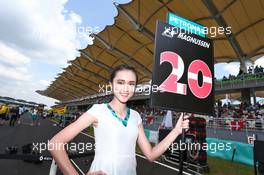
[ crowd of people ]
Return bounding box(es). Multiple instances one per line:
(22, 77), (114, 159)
(130, 101), (264, 130)
(0, 104), (42, 127)
(13, 98), (263, 131)
(217, 100), (264, 119)
(132, 104), (187, 128)
(221, 65), (264, 81)
(248, 65), (264, 74)
(214, 100), (264, 130)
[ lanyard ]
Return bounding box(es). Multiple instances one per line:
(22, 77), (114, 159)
(106, 103), (130, 127)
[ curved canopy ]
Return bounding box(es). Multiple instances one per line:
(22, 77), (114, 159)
(37, 0), (264, 102)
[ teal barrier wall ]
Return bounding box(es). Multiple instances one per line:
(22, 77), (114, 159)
(143, 130), (254, 166)
(206, 138), (254, 166)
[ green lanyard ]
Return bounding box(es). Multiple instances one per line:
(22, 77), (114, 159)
(106, 103), (130, 127)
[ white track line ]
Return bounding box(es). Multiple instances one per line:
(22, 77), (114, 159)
(79, 131), (193, 175)
(50, 120), (87, 174)
(135, 153), (193, 175)
(70, 159), (85, 175)
(81, 131), (94, 139)
(51, 120), (193, 175)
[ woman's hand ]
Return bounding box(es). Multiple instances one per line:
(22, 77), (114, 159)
(92, 119), (99, 127)
(174, 113), (190, 134)
(87, 170), (107, 175)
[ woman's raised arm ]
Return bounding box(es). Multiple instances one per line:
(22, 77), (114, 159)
(137, 113), (189, 162)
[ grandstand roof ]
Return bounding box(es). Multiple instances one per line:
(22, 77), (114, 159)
(37, 0), (264, 102)
(0, 96), (44, 107)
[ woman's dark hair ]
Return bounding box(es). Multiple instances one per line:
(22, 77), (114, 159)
(109, 64), (138, 83)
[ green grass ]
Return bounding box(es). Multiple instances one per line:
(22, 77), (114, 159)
(205, 156), (254, 175)
(85, 126), (254, 175)
(136, 144), (253, 175)
(87, 126), (94, 136)
(50, 118), (60, 123)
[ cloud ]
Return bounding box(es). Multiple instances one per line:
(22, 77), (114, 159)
(0, 0), (91, 107)
(0, 42), (31, 81)
(39, 80), (51, 87)
(0, 0), (130, 107)
(0, 77), (58, 107)
(215, 62), (240, 79)
(223, 62), (240, 75)
(0, 42), (30, 67)
(0, 0), (92, 66)
(0, 64), (31, 81)
(255, 56), (264, 67)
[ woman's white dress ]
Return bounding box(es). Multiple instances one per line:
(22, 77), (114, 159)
(87, 103), (142, 175)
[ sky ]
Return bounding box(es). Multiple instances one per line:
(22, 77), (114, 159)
(0, 0), (263, 108)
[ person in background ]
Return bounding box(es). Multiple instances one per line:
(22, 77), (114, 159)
(17, 105), (24, 125)
(0, 103), (10, 125)
(9, 106), (19, 127)
(160, 110), (173, 129)
(31, 108), (39, 126)
(36, 110), (41, 126)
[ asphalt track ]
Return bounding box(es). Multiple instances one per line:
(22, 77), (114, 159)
(0, 113), (194, 175)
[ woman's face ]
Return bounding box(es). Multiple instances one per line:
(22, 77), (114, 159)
(111, 70), (136, 103)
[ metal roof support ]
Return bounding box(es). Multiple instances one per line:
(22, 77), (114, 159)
(202, 0), (247, 72)
(79, 50), (113, 72)
(61, 66), (99, 87)
(50, 88), (78, 99)
(62, 70), (99, 92)
(70, 62), (83, 71)
(54, 80), (86, 97)
(235, 18), (264, 36)
(65, 62), (108, 82)
(77, 59), (83, 68)
(55, 81), (87, 96)
(195, 0), (237, 22)
(94, 35), (152, 77)
(114, 3), (155, 41)
(116, 3), (139, 29)
(248, 45), (264, 56)
(142, 0), (173, 27)
(239, 59), (247, 73)
(60, 75), (96, 93)
(51, 85), (82, 98)
(213, 18), (264, 42)
(62, 69), (99, 90)
(52, 93), (75, 101)
(47, 95), (63, 101)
